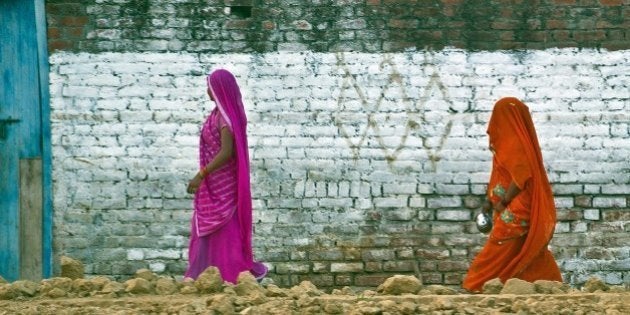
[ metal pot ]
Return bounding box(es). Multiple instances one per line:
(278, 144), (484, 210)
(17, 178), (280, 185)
(475, 212), (493, 234)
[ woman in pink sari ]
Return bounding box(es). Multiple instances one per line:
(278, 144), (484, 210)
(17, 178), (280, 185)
(185, 69), (267, 283)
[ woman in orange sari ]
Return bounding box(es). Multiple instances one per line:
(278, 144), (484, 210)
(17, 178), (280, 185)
(463, 97), (562, 292)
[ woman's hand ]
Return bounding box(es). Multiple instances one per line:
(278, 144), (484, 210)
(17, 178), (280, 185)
(482, 199), (493, 214)
(187, 173), (203, 194)
(493, 199), (507, 212)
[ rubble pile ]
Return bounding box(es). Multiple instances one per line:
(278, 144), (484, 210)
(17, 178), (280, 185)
(0, 256), (628, 314)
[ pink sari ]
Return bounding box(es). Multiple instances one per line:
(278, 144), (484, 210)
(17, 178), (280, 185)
(184, 69), (267, 283)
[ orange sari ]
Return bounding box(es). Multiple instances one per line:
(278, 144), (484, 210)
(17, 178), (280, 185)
(462, 97), (562, 292)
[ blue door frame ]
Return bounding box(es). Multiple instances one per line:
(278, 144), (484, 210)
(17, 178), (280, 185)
(0, 0), (52, 281)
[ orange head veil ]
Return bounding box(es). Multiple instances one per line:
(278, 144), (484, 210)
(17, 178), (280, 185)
(487, 97), (556, 279)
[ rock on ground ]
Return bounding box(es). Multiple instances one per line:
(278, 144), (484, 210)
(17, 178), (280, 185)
(377, 275), (422, 295)
(124, 278), (152, 294)
(534, 280), (570, 294)
(501, 278), (536, 295)
(194, 266), (223, 294)
(0, 269), (629, 314)
(482, 278), (504, 294)
(583, 276), (609, 292)
(60, 256), (84, 280)
(155, 277), (178, 295)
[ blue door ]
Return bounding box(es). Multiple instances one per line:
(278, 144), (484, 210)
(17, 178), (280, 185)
(0, 0), (51, 282)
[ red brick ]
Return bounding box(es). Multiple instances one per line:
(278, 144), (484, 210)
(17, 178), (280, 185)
(551, 30), (572, 40)
(436, 261), (469, 272)
(442, 6), (456, 17)
(384, 0), (419, 4)
(421, 273), (443, 284)
(499, 41), (522, 50)
(66, 27), (84, 37)
(298, 275), (334, 287)
(600, 0), (624, 5)
(224, 19), (252, 29)
(602, 41), (630, 50)
(557, 209), (583, 221)
(601, 210), (630, 221)
(48, 40), (73, 51)
(383, 260), (417, 272)
(416, 249), (450, 260)
(581, 247), (616, 259)
(575, 196), (593, 207)
(521, 31), (548, 42)
(365, 262), (382, 272)
(492, 21), (519, 30)
(500, 31), (515, 41)
(551, 246), (579, 259)
(444, 273), (464, 285)
(355, 275), (389, 287)
(47, 27), (60, 39)
(573, 30), (606, 41)
(60, 16), (89, 27)
(441, 0), (464, 4)
(335, 274), (353, 286)
(388, 19), (418, 29)
(420, 261), (436, 271)
(547, 20), (568, 29)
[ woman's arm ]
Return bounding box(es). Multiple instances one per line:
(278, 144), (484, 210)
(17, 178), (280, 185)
(199, 127), (234, 176)
(493, 181), (522, 212)
(187, 127), (234, 194)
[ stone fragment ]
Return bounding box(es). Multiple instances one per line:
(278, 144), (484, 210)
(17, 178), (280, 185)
(195, 266), (223, 294)
(426, 284), (458, 295)
(289, 280), (324, 297)
(125, 278), (152, 294)
(235, 271), (264, 296)
(46, 287), (67, 298)
(500, 278), (536, 295)
(73, 278), (95, 296)
(583, 277), (609, 292)
(60, 256), (84, 279)
(259, 277), (275, 287)
(482, 278), (504, 294)
(100, 281), (125, 296)
(0, 284), (17, 300)
(40, 277), (73, 295)
(134, 268), (157, 282)
(332, 286), (355, 296)
(11, 280), (39, 297)
(265, 284), (288, 297)
(206, 294), (235, 314)
(180, 285), (198, 294)
(155, 277), (178, 295)
(534, 280), (569, 294)
(180, 278), (198, 294)
(88, 276), (112, 291)
(377, 275), (422, 295)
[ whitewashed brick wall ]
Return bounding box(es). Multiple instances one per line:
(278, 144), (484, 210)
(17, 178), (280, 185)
(49, 48), (630, 288)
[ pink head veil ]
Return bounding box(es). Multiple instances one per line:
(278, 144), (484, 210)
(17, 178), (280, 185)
(206, 69), (253, 262)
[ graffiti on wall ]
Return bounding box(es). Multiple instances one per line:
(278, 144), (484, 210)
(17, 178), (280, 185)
(333, 51), (471, 170)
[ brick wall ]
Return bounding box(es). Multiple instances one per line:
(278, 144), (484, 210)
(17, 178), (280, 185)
(48, 49), (630, 289)
(44, 0), (629, 290)
(45, 0), (630, 53)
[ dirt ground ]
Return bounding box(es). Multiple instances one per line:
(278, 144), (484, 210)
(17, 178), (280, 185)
(1, 263), (628, 314)
(1, 292), (629, 314)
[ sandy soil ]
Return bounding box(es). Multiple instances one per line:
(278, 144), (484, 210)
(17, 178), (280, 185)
(1, 262), (627, 314)
(1, 291), (629, 314)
